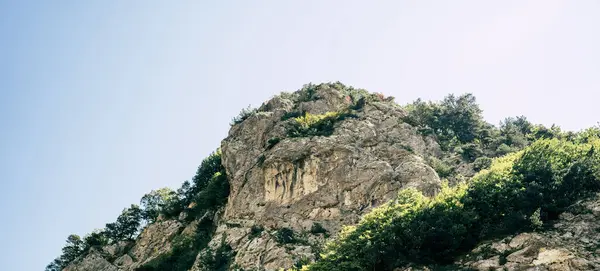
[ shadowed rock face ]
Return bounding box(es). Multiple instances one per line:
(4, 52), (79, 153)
(209, 87), (443, 270)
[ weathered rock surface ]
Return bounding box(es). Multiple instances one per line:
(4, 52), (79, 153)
(127, 219), (183, 268)
(211, 87), (443, 270)
(64, 249), (119, 271)
(456, 194), (600, 271)
(62, 86), (600, 271)
(64, 220), (184, 271)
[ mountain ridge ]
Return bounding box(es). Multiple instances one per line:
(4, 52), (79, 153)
(47, 82), (600, 271)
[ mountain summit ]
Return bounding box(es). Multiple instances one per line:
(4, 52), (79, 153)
(49, 83), (600, 271)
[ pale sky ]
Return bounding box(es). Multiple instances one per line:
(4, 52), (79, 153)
(0, 1), (598, 270)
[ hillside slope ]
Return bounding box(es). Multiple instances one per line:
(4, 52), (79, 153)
(48, 83), (600, 271)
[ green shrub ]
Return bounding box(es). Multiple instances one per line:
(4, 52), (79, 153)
(293, 256), (312, 269)
(188, 171), (230, 220)
(297, 83), (319, 102)
(257, 155), (266, 167)
(266, 137), (280, 150)
(472, 157), (492, 171)
(197, 235), (236, 271)
(249, 225), (264, 239)
(231, 105), (258, 125)
(349, 97), (366, 110)
(274, 227), (296, 244)
(400, 144), (414, 153)
(281, 111), (305, 121)
(495, 143), (516, 156)
(427, 157), (455, 179)
(310, 223), (328, 235)
(529, 208), (543, 230)
(460, 142), (484, 162)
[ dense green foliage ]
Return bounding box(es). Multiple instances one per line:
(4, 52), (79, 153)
(402, 94), (540, 159)
(140, 188), (179, 222)
(403, 94), (485, 145)
(399, 94), (591, 184)
(274, 227), (297, 245)
(105, 204), (144, 241)
(306, 138), (600, 271)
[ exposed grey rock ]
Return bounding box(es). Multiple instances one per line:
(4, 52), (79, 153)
(459, 194), (600, 271)
(63, 220), (183, 271)
(63, 249), (118, 271)
(126, 220), (183, 269)
(213, 87), (443, 270)
(60, 86), (600, 271)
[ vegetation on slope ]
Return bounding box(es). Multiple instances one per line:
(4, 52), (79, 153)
(304, 137), (600, 271)
(45, 150), (229, 271)
(400, 92), (592, 184)
(46, 82), (600, 271)
(287, 111), (359, 137)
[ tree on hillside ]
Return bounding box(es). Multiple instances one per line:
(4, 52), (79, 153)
(83, 229), (109, 251)
(180, 150), (225, 208)
(45, 234), (84, 271)
(45, 258), (63, 271)
(489, 116), (535, 155)
(105, 204), (143, 242)
(576, 125), (600, 143)
(403, 93), (486, 149)
(61, 234), (84, 261)
(140, 187), (178, 222)
(437, 93), (484, 144)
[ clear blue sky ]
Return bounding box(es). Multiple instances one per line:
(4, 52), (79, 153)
(1, 1), (598, 270)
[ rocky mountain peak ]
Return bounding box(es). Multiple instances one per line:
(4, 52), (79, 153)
(217, 83), (442, 269)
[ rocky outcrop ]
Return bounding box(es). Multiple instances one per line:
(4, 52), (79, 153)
(209, 86), (443, 270)
(454, 194), (600, 270)
(125, 219), (183, 268)
(63, 249), (119, 271)
(393, 196), (600, 271)
(64, 220), (185, 271)
(60, 85), (600, 271)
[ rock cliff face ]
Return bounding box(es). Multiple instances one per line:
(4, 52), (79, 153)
(62, 85), (600, 271)
(201, 87), (442, 270)
(64, 220), (186, 271)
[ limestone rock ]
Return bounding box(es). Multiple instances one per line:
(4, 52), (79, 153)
(58, 86), (600, 271)
(215, 87), (443, 270)
(127, 220), (183, 268)
(460, 194), (600, 271)
(63, 249), (118, 271)
(63, 220), (184, 271)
